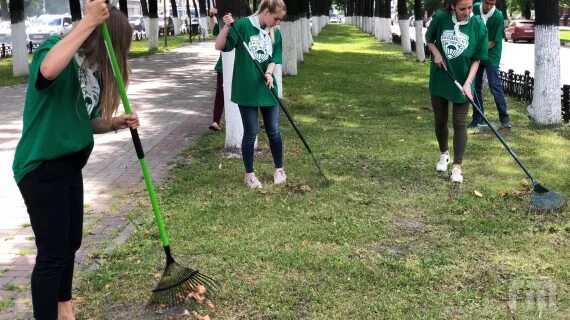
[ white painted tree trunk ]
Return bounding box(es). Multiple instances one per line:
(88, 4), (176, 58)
(11, 22), (28, 77)
(222, 50), (244, 149)
(148, 18), (159, 50)
(280, 21), (297, 75)
(415, 20), (425, 62)
(295, 20), (304, 62)
(383, 18), (392, 43)
(173, 17), (182, 35)
(307, 18), (313, 47)
(143, 17), (150, 35)
(300, 17), (310, 53)
(199, 16), (209, 39)
(275, 64), (283, 99)
(528, 25), (562, 125)
(311, 16), (318, 36)
(374, 17), (380, 40)
(399, 19), (411, 53)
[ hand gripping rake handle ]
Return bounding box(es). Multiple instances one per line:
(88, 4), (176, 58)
(443, 67), (544, 190)
(100, 23), (170, 247)
(229, 23), (327, 180)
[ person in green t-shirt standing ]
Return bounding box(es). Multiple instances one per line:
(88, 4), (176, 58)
(11, 2), (139, 319)
(209, 7), (224, 132)
(425, 0), (488, 183)
(215, 0), (286, 189)
(469, 0), (511, 129)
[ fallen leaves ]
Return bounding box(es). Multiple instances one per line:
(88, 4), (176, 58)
(474, 190), (483, 198)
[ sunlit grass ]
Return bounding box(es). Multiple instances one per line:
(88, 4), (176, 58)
(71, 24), (569, 319)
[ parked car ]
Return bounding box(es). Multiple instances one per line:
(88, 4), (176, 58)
(128, 15), (145, 32)
(329, 14), (340, 23)
(27, 14), (72, 44)
(504, 19), (535, 43)
(158, 16), (174, 36)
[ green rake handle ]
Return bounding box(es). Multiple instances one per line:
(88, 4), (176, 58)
(100, 23), (170, 247)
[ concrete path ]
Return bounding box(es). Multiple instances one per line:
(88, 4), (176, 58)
(0, 40), (218, 319)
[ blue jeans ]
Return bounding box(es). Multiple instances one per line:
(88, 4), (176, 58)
(473, 65), (509, 125)
(238, 105), (283, 173)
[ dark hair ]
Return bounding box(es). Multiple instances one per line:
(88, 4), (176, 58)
(446, 0), (472, 11)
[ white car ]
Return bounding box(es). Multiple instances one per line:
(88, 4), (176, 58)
(27, 14), (72, 44)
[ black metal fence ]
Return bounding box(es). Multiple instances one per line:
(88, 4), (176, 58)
(0, 41), (40, 58)
(391, 33), (432, 59)
(499, 69), (570, 123)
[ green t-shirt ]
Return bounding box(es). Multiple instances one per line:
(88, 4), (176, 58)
(223, 16), (282, 107)
(426, 10), (488, 104)
(213, 23), (222, 72)
(13, 36), (96, 183)
(473, 2), (503, 67)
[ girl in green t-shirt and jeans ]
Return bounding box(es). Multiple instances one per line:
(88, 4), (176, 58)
(12, 1), (139, 319)
(216, 0), (287, 189)
(425, 0), (488, 183)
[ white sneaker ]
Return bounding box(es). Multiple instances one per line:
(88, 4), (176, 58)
(274, 168), (287, 184)
(436, 153), (450, 172)
(450, 167), (463, 183)
(244, 173), (262, 189)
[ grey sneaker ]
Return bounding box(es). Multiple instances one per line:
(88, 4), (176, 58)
(274, 168), (287, 184)
(244, 173), (262, 189)
(450, 167), (463, 183)
(501, 121), (512, 129)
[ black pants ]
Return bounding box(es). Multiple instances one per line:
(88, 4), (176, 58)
(17, 153), (84, 320)
(431, 95), (468, 165)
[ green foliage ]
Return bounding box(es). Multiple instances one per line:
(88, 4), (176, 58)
(44, 0), (68, 14)
(24, 0), (45, 16)
(71, 25), (569, 319)
(425, 0), (445, 14)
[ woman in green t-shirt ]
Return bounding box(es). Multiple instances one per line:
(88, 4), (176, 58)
(215, 0), (286, 189)
(425, 0), (488, 183)
(12, 2), (139, 319)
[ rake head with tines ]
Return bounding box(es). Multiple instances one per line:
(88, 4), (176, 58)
(148, 246), (219, 306)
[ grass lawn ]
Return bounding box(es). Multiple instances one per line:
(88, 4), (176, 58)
(0, 34), (193, 86)
(73, 25), (569, 319)
(561, 30), (570, 42)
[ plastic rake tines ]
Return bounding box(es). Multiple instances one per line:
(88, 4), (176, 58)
(149, 259), (220, 306)
(530, 184), (567, 212)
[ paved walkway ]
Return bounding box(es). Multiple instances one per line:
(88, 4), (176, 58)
(0, 40), (218, 319)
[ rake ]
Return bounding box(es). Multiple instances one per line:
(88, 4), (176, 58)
(443, 66), (566, 212)
(100, 23), (219, 305)
(229, 23), (328, 181)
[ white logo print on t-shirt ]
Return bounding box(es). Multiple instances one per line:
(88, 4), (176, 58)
(247, 33), (272, 63)
(441, 29), (469, 60)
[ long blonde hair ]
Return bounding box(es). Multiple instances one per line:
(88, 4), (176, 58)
(255, 0), (286, 43)
(79, 5), (133, 122)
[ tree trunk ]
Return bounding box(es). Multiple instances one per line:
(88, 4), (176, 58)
(0, 0), (8, 21)
(529, 0), (561, 125)
(141, 0), (150, 33)
(414, 0), (425, 61)
(69, 0), (82, 22)
(148, 0), (159, 50)
(398, 0), (411, 53)
(522, 2), (531, 19)
(10, 0), (27, 77)
(119, 0), (128, 16)
(382, 0), (392, 42)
